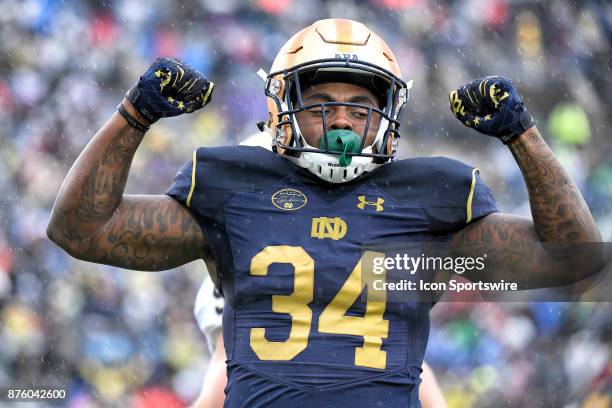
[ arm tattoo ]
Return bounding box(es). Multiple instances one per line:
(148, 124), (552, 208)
(76, 126), (143, 225)
(453, 213), (603, 288)
(48, 113), (208, 271)
(452, 127), (603, 287)
(454, 214), (538, 243)
(78, 196), (207, 271)
(453, 214), (558, 287)
(52, 124), (144, 241)
(507, 128), (601, 242)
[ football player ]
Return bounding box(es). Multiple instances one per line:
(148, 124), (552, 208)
(191, 275), (447, 408)
(190, 132), (448, 406)
(48, 19), (602, 407)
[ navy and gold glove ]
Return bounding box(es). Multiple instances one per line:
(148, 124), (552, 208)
(126, 57), (214, 124)
(449, 76), (534, 143)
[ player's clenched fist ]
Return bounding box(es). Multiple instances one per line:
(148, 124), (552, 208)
(126, 57), (214, 124)
(449, 76), (534, 143)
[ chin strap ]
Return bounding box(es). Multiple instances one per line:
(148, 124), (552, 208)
(285, 128), (387, 183)
(285, 152), (382, 183)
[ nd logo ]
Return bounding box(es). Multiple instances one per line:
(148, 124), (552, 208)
(311, 217), (347, 240)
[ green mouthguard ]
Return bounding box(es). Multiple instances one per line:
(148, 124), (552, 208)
(320, 129), (362, 167)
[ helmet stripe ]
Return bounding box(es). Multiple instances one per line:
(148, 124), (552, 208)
(335, 19), (353, 54)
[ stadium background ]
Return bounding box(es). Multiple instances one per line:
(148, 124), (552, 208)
(0, 0), (611, 406)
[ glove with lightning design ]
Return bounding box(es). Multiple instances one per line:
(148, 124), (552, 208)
(449, 76), (534, 143)
(126, 57), (214, 124)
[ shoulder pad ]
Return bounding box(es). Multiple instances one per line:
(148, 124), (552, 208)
(194, 146), (293, 192)
(372, 156), (476, 207)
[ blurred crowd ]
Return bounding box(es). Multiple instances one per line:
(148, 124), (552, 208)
(0, 0), (611, 406)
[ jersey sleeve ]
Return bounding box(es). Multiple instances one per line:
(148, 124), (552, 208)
(399, 158), (498, 232)
(468, 169), (497, 223)
(165, 148), (232, 294)
(166, 150), (197, 208)
(164, 147), (233, 222)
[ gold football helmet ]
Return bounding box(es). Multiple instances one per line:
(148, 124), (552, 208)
(264, 19), (410, 183)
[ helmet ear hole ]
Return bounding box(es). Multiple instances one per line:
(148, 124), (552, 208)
(282, 124), (293, 146)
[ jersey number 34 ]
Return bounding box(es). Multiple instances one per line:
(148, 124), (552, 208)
(249, 246), (389, 369)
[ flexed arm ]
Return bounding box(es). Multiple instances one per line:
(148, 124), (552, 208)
(457, 126), (601, 245)
(506, 126), (600, 242)
(47, 58), (215, 271)
(449, 77), (603, 287)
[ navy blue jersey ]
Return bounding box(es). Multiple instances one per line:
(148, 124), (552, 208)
(166, 146), (497, 408)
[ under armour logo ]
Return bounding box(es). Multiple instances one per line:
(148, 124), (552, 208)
(357, 196), (384, 212)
